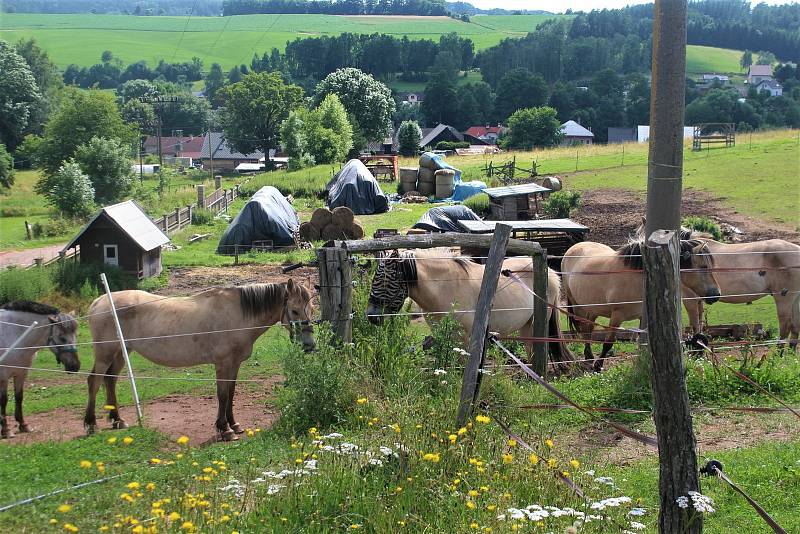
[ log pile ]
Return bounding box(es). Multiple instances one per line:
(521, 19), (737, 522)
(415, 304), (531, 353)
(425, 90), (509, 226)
(299, 207), (365, 241)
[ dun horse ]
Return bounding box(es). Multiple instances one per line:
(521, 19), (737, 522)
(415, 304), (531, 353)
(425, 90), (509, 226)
(86, 279), (315, 441)
(680, 233), (800, 348)
(562, 239), (721, 371)
(0, 301), (79, 438)
(365, 249), (575, 364)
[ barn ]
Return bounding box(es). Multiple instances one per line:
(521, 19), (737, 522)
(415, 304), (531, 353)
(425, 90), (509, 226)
(62, 200), (170, 279)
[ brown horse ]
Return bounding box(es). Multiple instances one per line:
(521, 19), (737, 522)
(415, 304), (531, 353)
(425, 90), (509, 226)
(562, 239), (720, 371)
(86, 279), (315, 441)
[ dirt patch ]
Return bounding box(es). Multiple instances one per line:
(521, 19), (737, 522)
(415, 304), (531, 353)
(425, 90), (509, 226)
(0, 376), (283, 447)
(160, 264), (318, 296)
(570, 187), (799, 247)
(0, 243), (66, 268)
(563, 411), (799, 467)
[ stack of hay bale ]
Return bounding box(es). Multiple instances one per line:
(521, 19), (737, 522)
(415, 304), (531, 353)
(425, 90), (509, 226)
(298, 206), (365, 241)
(397, 155), (457, 200)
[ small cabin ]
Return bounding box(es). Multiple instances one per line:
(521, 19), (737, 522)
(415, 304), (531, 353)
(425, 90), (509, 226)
(483, 183), (552, 221)
(63, 200), (170, 279)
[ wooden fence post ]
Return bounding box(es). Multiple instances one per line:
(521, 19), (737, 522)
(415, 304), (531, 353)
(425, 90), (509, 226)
(187, 205), (193, 225)
(456, 223), (512, 427)
(223, 190), (228, 212)
(24, 220), (32, 240)
(215, 175), (222, 190)
(531, 246), (548, 376)
(642, 230), (702, 533)
(317, 247), (353, 343)
(197, 184), (205, 208)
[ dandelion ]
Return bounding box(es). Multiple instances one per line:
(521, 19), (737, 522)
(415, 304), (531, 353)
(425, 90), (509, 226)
(448, 434), (457, 444)
(468, 490), (479, 497)
(470, 522), (479, 529)
(96, 462), (105, 473)
(529, 454), (539, 465)
(146, 483), (156, 491)
(475, 415), (490, 424)
(107, 437), (117, 444)
(99, 526), (109, 532)
(457, 427), (467, 436)
(350, 525), (361, 530)
(122, 436), (133, 445)
(57, 504), (72, 513)
(103, 405), (116, 411)
(487, 505), (496, 512)
(176, 453), (184, 459)
(176, 436), (189, 445)
(356, 397), (368, 404)
(50, 519), (58, 525)
(127, 482), (141, 490)
(62, 523), (79, 532)
(502, 454), (513, 464)
(180, 521), (195, 531)
(570, 459), (580, 469)
(132, 526), (143, 534)
(547, 458), (558, 469)
(79, 460), (92, 469)
(391, 423), (401, 433)
(507, 439), (517, 448)
(168, 512), (181, 521)
(545, 439), (554, 448)
(466, 501), (476, 510)
(422, 453), (440, 463)
(150, 458), (161, 465)
(220, 515), (231, 523)
(246, 430), (255, 437)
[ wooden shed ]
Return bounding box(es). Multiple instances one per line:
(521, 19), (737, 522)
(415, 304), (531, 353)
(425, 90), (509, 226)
(483, 183), (552, 221)
(63, 200), (170, 279)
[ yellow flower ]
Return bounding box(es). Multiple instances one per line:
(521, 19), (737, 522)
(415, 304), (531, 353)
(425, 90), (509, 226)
(246, 430), (255, 437)
(220, 515), (231, 523)
(62, 523), (79, 532)
(356, 397), (368, 404)
(132, 526), (143, 534)
(502, 454), (513, 464)
(486, 504), (496, 512)
(79, 460), (92, 469)
(483, 528), (492, 533)
(545, 439), (554, 449)
(448, 434), (457, 444)
(507, 439), (517, 447)
(470, 522), (479, 529)
(145, 483), (156, 491)
(528, 454), (539, 465)
(547, 458), (558, 469)
(475, 415), (490, 424)
(422, 453), (440, 463)
(119, 493), (133, 503)
(468, 490), (479, 497)
(480, 486), (489, 492)
(457, 427), (467, 436)
(391, 423), (401, 433)
(569, 459), (581, 469)
(466, 501), (476, 510)
(175, 453), (184, 459)
(180, 521), (195, 531)
(562, 471), (570, 478)
(395, 486), (403, 493)
(122, 436), (134, 445)
(350, 525), (361, 530)
(150, 458), (161, 465)
(50, 519), (58, 525)
(168, 512), (181, 521)
(175, 435), (189, 445)
(96, 462), (105, 473)
(107, 437), (117, 444)
(57, 504), (72, 513)
(127, 482), (141, 490)
(99, 526), (109, 532)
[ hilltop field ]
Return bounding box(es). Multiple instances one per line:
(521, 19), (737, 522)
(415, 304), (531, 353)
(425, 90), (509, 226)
(1, 12), (744, 76)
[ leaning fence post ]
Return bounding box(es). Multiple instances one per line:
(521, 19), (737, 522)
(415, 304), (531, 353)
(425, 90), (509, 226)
(531, 246), (548, 376)
(316, 247), (353, 343)
(456, 223), (512, 427)
(0, 321), (38, 364)
(100, 273), (143, 426)
(642, 230), (702, 533)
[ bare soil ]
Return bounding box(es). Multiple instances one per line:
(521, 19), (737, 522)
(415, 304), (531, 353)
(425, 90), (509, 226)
(0, 243), (66, 268)
(159, 264), (318, 296)
(571, 188), (799, 247)
(0, 376), (282, 447)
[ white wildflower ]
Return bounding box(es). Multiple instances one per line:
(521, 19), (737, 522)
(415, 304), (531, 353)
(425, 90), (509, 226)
(676, 496), (689, 509)
(688, 491), (715, 514)
(629, 521), (646, 530)
(433, 369), (447, 376)
(628, 508), (647, 517)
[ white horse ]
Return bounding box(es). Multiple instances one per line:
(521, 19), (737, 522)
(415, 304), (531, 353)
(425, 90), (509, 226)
(0, 301), (80, 438)
(365, 249), (575, 364)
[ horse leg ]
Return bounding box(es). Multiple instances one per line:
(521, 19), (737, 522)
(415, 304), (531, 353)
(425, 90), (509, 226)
(214, 365), (237, 442)
(103, 356), (127, 429)
(595, 314), (622, 373)
(226, 362), (244, 434)
(84, 357), (111, 434)
(13, 376), (30, 433)
(0, 379), (11, 439)
(685, 298), (703, 335)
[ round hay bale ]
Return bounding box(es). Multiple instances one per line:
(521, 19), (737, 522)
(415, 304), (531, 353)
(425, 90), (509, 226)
(311, 207), (332, 229)
(417, 180), (435, 197)
(331, 206), (355, 228)
(542, 176), (562, 191)
(345, 222), (365, 240)
(298, 222), (313, 241)
(399, 167), (418, 182)
(321, 223), (346, 241)
(434, 169), (456, 199)
(419, 153), (436, 170)
(418, 167), (435, 184)
(307, 223), (321, 241)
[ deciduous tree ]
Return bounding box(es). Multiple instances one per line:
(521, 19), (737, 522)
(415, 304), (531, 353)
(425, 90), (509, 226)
(0, 40), (40, 150)
(494, 69), (548, 123)
(47, 161), (95, 219)
(74, 136), (134, 204)
(502, 106), (564, 150)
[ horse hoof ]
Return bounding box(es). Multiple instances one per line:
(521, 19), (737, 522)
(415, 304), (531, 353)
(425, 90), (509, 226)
(231, 423), (245, 434)
(85, 424), (97, 435)
(1, 430), (15, 439)
(18, 424), (32, 433)
(219, 430), (239, 442)
(112, 420), (128, 430)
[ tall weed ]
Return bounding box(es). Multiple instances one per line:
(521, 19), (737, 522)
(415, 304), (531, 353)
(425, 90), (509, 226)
(0, 267), (54, 303)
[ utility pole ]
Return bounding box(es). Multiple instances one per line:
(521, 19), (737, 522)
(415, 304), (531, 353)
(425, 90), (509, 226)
(139, 95), (179, 168)
(643, 1), (702, 533)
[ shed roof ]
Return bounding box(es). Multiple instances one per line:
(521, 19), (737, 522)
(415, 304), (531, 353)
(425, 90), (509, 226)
(561, 120), (594, 138)
(457, 218), (589, 233)
(200, 132), (266, 160)
(64, 200), (170, 252)
(755, 78), (782, 90)
(420, 124), (464, 147)
(483, 183), (551, 198)
(748, 64), (773, 77)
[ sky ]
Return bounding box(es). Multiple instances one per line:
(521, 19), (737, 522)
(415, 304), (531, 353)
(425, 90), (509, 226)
(466, 0), (789, 13)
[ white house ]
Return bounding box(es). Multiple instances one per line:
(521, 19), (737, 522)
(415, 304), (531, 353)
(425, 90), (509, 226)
(560, 120), (594, 145)
(754, 79), (783, 97)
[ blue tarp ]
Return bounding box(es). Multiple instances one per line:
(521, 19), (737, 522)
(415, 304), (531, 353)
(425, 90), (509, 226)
(420, 151), (485, 202)
(217, 186), (299, 252)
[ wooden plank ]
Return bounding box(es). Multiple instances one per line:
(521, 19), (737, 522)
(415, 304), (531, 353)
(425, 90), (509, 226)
(531, 248), (548, 376)
(457, 219), (589, 233)
(316, 247), (353, 343)
(456, 224), (512, 427)
(335, 233), (541, 257)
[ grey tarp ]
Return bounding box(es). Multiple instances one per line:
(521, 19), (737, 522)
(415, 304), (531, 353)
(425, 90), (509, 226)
(326, 159), (389, 215)
(217, 186), (299, 253)
(412, 205), (481, 233)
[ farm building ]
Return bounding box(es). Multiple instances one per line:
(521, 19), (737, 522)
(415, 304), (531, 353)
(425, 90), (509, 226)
(560, 120), (594, 145)
(465, 125), (508, 144)
(747, 64), (773, 85)
(398, 91), (425, 104)
(420, 124), (465, 148)
(199, 132), (271, 171)
(607, 127), (637, 143)
(62, 200), (169, 279)
(754, 79), (783, 96)
(143, 135), (205, 159)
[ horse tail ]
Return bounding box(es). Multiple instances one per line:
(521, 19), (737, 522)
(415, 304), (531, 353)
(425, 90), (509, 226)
(548, 307), (576, 367)
(564, 283), (579, 335)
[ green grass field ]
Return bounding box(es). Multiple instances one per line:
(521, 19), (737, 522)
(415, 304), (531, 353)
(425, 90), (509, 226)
(685, 45), (744, 75)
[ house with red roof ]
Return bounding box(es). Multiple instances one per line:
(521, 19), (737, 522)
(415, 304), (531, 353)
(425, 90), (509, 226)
(464, 125), (508, 144)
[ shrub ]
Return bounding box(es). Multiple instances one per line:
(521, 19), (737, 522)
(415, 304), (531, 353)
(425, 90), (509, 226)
(542, 190), (581, 218)
(74, 136), (133, 203)
(434, 141), (469, 151)
(31, 218), (70, 238)
(0, 267), (54, 303)
(682, 216), (723, 241)
(191, 208), (214, 226)
(463, 193), (490, 217)
(397, 120), (422, 156)
(0, 143), (14, 189)
(53, 262), (135, 296)
(47, 161), (95, 219)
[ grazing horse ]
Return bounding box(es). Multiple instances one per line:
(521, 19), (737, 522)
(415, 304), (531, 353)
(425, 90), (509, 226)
(679, 234), (800, 348)
(365, 249), (575, 364)
(86, 279), (315, 441)
(562, 239), (721, 371)
(0, 301), (79, 438)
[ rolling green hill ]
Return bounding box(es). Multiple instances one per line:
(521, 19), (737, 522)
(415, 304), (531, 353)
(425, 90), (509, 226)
(0, 13), (558, 69)
(685, 44), (745, 75)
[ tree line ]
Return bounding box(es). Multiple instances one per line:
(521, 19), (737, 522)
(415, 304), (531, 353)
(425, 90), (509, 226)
(63, 53), (203, 90)
(221, 0), (448, 16)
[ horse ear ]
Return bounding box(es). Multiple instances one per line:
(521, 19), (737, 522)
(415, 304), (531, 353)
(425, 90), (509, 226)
(287, 278), (296, 291)
(69, 310), (76, 317)
(48, 315), (59, 323)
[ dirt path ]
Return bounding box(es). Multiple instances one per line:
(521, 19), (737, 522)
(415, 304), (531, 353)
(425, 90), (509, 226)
(159, 264), (318, 296)
(0, 243), (66, 268)
(0, 376), (283, 447)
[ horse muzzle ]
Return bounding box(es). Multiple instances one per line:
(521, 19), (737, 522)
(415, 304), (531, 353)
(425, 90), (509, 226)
(57, 349), (81, 373)
(703, 288), (720, 305)
(365, 303), (385, 325)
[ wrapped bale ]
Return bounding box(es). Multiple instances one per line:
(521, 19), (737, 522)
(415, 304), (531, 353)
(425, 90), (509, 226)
(434, 169), (456, 200)
(399, 167), (418, 193)
(419, 153), (436, 170)
(331, 206), (355, 228)
(417, 167), (436, 197)
(311, 207), (332, 228)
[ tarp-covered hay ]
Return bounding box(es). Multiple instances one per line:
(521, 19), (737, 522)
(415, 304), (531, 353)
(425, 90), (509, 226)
(217, 186), (299, 253)
(412, 205), (482, 233)
(326, 159), (389, 215)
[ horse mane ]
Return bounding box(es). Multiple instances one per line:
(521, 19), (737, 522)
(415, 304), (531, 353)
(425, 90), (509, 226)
(397, 250), (471, 283)
(618, 238), (707, 270)
(1, 300), (60, 316)
(237, 283), (287, 319)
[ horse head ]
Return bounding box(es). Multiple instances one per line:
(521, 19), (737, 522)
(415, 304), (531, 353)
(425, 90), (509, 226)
(366, 250), (415, 325)
(283, 278), (316, 352)
(48, 312), (80, 373)
(680, 240), (720, 304)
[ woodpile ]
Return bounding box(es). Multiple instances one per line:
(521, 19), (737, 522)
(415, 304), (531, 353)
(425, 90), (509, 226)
(299, 207), (364, 241)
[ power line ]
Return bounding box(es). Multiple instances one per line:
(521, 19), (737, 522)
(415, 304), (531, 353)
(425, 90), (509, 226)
(171, 0), (199, 62)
